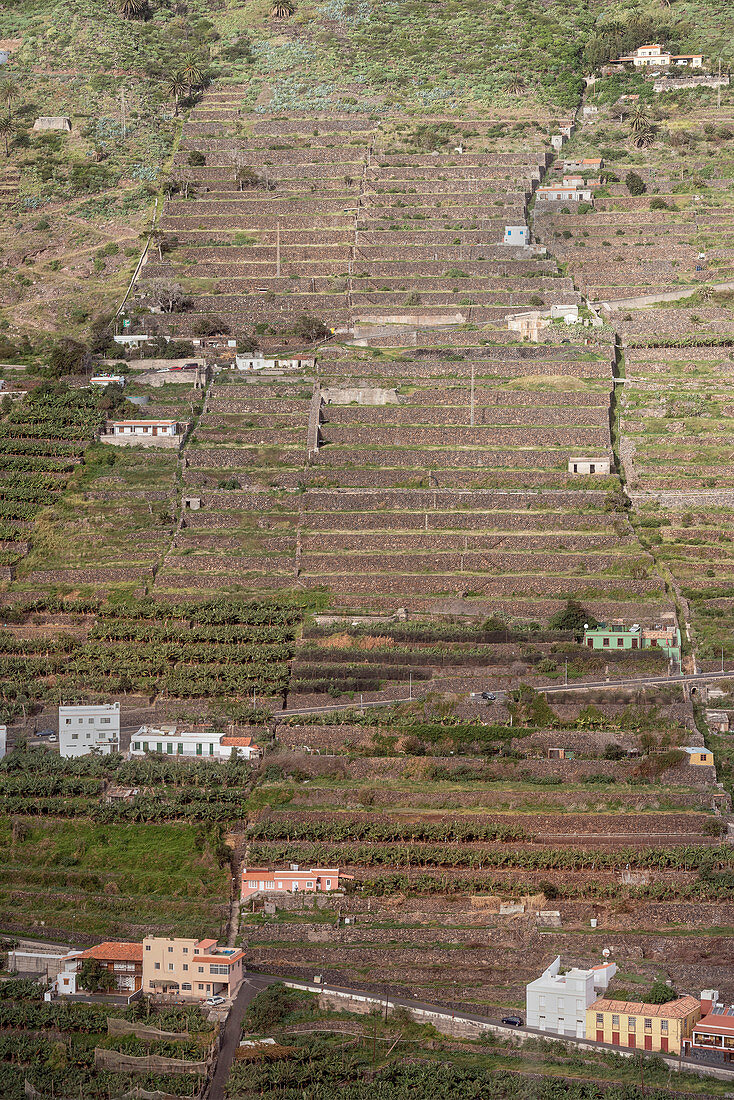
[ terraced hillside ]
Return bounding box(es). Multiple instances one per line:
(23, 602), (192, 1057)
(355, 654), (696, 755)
(536, 83), (734, 673)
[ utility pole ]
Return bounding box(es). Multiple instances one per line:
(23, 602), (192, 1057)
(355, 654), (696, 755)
(565, 659), (568, 686)
(276, 220), (281, 277)
(121, 87), (126, 141)
(409, 673), (412, 701)
(718, 58), (722, 111)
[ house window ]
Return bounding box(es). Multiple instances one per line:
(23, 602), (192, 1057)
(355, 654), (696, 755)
(196, 743), (203, 756)
(603, 638), (610, 647)
(325, 879), (331, 889)
(198, 966), (204, 973)
(198, 984), (204, 990)
(182, 983), (191, 990)
(210, 965), (229, 975)
(177, 744), (184, 754)
(168, 964), (174, 971)
(645, 1019), (652, 1030)
(183, 964), (188, 971)
(209, 744), (215, 755)
(133, 742), (139, 750)
(306, 882), (314, 889)
(145, 945), (151, 951)
(661, 1021), (668, 1032)
(101, 718), (110, 724)
(167, 743), (174, 754)
(142, 742), (149, 752)
(628, 1018), (636, 1030)
(183, 948), (188, 954)
(617, 638), (624, 646)
(596, 1014), (603, 1025)
(168, 947), (173, 953)
(155, 963), (160, 970)
(612, 1016), (619, 1027)
(72, 734), (78, 740)
(65, 718), (72, 725)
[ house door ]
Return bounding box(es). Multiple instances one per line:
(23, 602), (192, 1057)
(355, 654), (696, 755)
(660, 1038), (668, 1053)
(628, 1034), (636, 1048)
(597, 1030), (604, 1042)
(612, 1032), (620, 1046)
(644, 1036), (652, 1051)
(152, 426), (158, 436)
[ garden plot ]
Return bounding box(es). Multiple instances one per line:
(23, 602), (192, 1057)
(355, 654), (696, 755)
(0, 980), (214, 1100)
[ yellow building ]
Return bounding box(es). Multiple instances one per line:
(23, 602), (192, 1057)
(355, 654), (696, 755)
(682, 747), (714, 767)
(587, 995), (700, 1054)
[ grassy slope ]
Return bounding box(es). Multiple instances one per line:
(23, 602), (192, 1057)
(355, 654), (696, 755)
(0, 817), (229, 941)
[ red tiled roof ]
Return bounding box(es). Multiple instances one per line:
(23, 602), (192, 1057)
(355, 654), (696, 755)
(591, 995), (700, 1019)
(220, 736), (258, 747)
(79, 941), (143, 963)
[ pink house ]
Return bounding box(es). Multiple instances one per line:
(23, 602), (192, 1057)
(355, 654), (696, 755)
(241, 865), (345, 900)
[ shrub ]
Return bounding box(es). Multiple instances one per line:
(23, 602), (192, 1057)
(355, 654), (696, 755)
(647, 979), (677, 1004)
(650, 197), (670, 211)
(625, 172), (646, 196)
(188, 151), (206, 166)
(549, 599), (597, 632)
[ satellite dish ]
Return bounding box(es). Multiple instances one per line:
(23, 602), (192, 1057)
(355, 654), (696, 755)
(584, 623), (589, 629)
(602, 948), (611, 958)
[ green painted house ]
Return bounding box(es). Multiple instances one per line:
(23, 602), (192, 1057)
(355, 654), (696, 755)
(583, 622), (681, 662)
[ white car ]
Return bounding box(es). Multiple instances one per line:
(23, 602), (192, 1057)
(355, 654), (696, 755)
(205, 996), (225, 1006)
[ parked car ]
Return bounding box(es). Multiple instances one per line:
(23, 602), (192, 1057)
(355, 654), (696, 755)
(501, 1016), (523, 1027)
(205, 996), (225, 1006)
(36, 729), (55, 738)
(481, 691), (496, 701)
(183, 362), (199, 369)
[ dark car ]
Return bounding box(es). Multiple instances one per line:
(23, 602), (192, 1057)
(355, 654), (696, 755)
(502, 1016), (523, 1027)
(36, 729), (55, 738)
(481, 691), (497, 701)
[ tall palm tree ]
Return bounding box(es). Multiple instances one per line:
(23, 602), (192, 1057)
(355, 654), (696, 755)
(0, 115), (12, 157)
(633, 125), (655, 148)
(0, 80), (19, 124)
(178, 54), (205, 90)
(162, 73), (186, 115)
(120, 0), (147, 18)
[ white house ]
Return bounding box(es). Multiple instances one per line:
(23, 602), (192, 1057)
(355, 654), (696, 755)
(503, 225), (529, 247)
(536, 184), (593, 203)
(108, 419), (180, 438)
(613, 44), (704, 68)
(59, 703), (120, 758)
(235, 356), (276, 371)
(526, 956), (616, 1038)
(130, 726), (261, 761)
(568, 457), (611, 475)
(90, 374), (125, 387)
(0, 725), (6, 761)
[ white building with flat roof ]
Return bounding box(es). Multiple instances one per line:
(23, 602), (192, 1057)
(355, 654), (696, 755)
(527, 956), (616, 1038)
(130, 726), (261, 761)
(58, 703), (120, 758)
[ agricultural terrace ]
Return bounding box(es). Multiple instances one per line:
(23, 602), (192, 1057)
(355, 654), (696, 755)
(0, 817), (229, 943)
(0, 979), (214, 1100)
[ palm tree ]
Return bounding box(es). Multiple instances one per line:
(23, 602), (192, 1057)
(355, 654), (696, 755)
(120, 0), (147, 18)
(633, 125), (655, 148)
(178, 54), (205, 90)
(630, 105), (650, 133)
(507, 73), (525, 96)
(271, 0), (295, 16)
(0, 80), (19, 124)
(162, 73), (186, 115)
(0, 115), (12, 158)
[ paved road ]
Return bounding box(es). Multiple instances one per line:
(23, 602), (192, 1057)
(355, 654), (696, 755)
(277, 668), (734, 716)
(207, 975), (272, 1100)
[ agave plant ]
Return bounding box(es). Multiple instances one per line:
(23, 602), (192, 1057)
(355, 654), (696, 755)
(271, 0), (295, 16)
